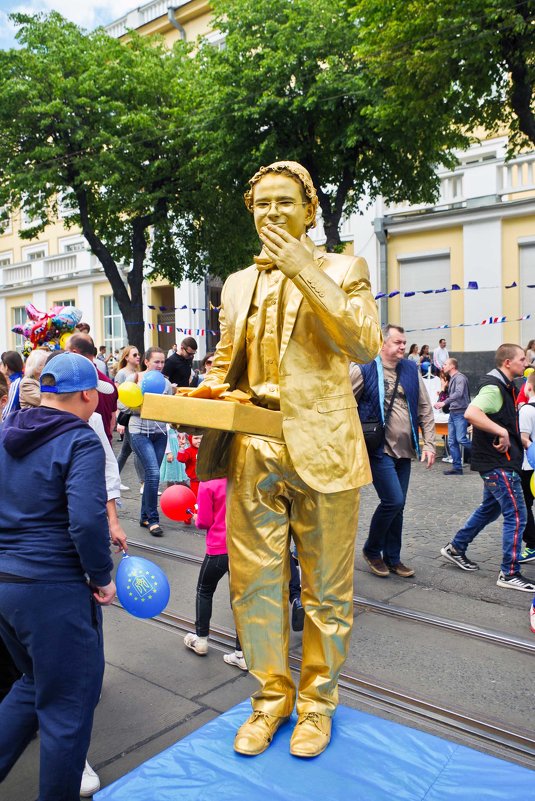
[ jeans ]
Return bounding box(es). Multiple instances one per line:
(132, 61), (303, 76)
(0, 581), (104, 801)
(130, 431), (167, 525)
(364, 452), (412, 565)
(452, 469), (527, 575)
(117, 428), (144, 483)
(447, 412), (472, 471)
(195, 554), (240, 650)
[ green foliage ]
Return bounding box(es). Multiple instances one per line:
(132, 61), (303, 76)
(183, 0), (469, 259)
(0, 12), (197, 348)
(353, 0), (535, 153)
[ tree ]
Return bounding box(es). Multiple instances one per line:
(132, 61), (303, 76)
(181, 0), (469, 265)
(353, 0), (535, 154)
(0, 13), (196, 353)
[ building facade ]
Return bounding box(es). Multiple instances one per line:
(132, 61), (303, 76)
(2, 0), (534, 366)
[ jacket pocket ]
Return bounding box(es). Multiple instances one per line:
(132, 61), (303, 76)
(316, 394), (355, 414)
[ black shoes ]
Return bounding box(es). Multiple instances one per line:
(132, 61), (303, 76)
(291, 598), (305, 631)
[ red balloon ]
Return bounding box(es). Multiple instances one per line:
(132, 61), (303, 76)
(160, 485), (196, 521)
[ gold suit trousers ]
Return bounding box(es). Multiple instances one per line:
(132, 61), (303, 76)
(227, 434), (360, 718)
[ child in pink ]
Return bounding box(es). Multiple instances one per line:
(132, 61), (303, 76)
(183, 478), (246, 670)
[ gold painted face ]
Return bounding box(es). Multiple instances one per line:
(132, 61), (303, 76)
(252, 174), (314, 240)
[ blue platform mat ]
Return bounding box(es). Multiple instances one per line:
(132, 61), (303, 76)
(95, 701), (535, 801)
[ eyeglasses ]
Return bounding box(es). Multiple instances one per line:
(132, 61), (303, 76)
(206, 360), (213, 365)
(252, 199), (308, 213)
(182, 347), (197, 357)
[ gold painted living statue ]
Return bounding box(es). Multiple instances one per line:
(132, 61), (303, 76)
(196, 161), (382, 757)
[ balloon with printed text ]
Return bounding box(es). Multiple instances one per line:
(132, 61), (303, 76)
(116, 554), (170, 619)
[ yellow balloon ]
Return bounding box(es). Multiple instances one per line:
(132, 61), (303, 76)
(118, 381), (143, 408)
(59, 332), (72, 350)
(524, 368), (535, 377)
(531, 472), (535, 497)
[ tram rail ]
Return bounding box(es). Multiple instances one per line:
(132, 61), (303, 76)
(112, 599), (535, 764)
(126, 537), (535, 657)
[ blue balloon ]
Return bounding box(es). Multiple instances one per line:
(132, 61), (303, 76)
(116, 555), (170, 619)
(527, 442), (535, 470)
(141, 370), (166, 395)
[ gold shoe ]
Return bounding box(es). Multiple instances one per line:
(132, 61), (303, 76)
(289, 712), (332, 758)
(234, 711), (289, 756)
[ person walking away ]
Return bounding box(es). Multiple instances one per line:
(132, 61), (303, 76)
(435, 358), (471, 475)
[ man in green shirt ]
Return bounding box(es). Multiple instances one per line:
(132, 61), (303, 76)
(440, 343), (535, 591)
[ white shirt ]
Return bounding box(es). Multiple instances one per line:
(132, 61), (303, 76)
(519, 399), (535, 470)
(88, 412), (121, 501)
(433, 346), (449, 370)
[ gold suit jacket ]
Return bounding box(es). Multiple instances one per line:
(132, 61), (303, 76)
(197, 241), (382, 493)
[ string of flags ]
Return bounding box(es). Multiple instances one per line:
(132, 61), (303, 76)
(147, 324), (219, 336)
(145, 281), (532, 311)
(405, 313), (531, 333)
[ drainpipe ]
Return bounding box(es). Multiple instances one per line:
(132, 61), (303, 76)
(167, 5), (186, 40)
(373, 216), (388, 325)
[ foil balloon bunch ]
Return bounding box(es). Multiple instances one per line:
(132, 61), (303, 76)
(12, 303), (83, 353)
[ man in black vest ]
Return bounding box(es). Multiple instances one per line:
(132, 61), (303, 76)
(441, 343), (535, 592)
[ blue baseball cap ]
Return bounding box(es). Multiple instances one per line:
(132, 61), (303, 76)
(40, 352), (114, 395)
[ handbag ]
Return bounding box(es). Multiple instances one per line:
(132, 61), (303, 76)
(362, 370), (400, 453)
(117, 410), (132, 427)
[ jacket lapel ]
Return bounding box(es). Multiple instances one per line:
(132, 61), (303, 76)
(279, 243), (326, 365)
(225, 266), (258, 388)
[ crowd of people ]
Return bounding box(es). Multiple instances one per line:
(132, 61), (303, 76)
(1, 158), (535, 797)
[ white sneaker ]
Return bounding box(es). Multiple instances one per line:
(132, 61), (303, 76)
(120, 483), (130, 491)
(496, 570), (535, 592)
(80, 761), (100, 797)
(442, 456), (453, 463)
(184, 632), (208, 655)
(139, 483), (144, 495)
(223, 650), (248, 671)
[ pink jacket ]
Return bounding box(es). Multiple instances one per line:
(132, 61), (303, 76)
(195, 478), (227, 555)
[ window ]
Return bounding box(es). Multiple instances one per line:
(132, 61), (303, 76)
(52, 299), (75, 307)
(64, 242), (85, 253)
(27, 249), (46, 261)
(22, 243), (48, 262)
(102, 295), (127, 353)
(12, 306), (27, 352)
(398, 253), (451, 333)
(0, 251), (12, 266)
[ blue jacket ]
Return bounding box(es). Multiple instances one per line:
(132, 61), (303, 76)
(358, 357), (421, 455)
(0, 406), (113, 585)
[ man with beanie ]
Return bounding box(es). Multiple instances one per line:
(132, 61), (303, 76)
(0, 352), (116, 800)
